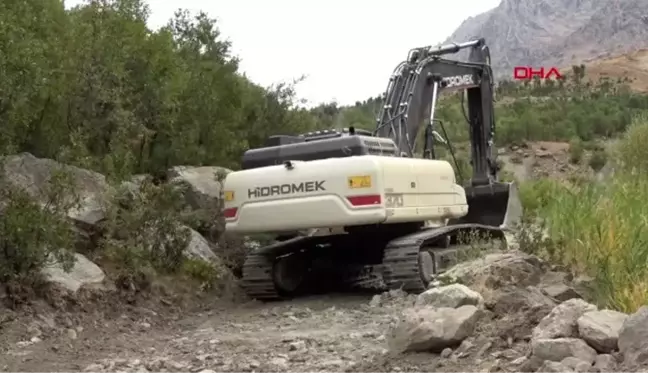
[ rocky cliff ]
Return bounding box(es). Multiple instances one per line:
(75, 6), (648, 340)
(443, 0), (648, 78)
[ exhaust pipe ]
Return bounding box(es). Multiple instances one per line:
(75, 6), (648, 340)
(451, 181), (523, 230)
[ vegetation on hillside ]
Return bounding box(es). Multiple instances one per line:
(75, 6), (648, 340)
(519, 114), (648, 313)
(2, 0), (648, 310)
(317, 67), (648, 147)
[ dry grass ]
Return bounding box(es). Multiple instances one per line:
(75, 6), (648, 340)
(576, 49), (648, 93)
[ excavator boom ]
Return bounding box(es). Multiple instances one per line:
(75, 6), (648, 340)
(376, 38), (521, 229)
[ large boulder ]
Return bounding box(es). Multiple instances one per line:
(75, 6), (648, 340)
(184, 227), (221, 265)
(41, 253), (105, 293)
(437, 251), (546, 290)
(387, 305), (481, 353)
(1, 153), (112, 227)
(489, 285), (556, 341)
(167, 166), (231, 211)
(531, 338), (597, 364)
(618, 306), (648, 367)
(577, 309), (627, 353)
(532, 299), (597, 340)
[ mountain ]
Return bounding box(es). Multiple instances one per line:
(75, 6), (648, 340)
(443, 0), (648, 79)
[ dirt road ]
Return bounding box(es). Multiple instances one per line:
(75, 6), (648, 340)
(0, 293), (415, 372)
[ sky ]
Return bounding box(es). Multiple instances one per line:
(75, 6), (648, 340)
(65, 0), (501, 106)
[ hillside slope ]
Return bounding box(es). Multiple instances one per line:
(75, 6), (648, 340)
(580, 49), (648, 92)
(444, 0), (648, 78)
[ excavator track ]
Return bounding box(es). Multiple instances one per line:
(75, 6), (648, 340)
(384, 224), (508, 292)
(240, 235), (380, 300)
(382, 239), (427, 293)
(240, 224), (507, 301)
(240, 236), (314, 300)
(240, 251), (280, 300)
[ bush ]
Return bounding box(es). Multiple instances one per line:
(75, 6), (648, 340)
(100, 179), (194, 282)
(616, 113), (648, 174)
(568, 137), (583, 164)
(588, 149), (607, 172)
(0, 167), (79, 304)
(518, 178), (566, 216)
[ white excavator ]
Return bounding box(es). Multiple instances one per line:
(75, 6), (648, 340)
(222, 38), (523, 300)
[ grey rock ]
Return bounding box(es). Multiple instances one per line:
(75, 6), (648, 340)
(1, 152), (113, 227)
(41, 253), (105, 293)
(618, 306), (648, 367)
(489, 286), (556, 341)
(518, 357), (551, 373)
(167, 165), (231, 210)
(532, 299), (597, 340)
(441, 347), (453, 358)
(532, 338), (597, 363)
(561, 357), (592, 372)
(593, 354), (617, 371)
(437, 251), (546, 290)
(577, 309), (627, 353)
(539, 360), (572, 372)
(541, 283), (582, 302)
(184, 227), (219, 263)
(415, 283), (483, 308)
(387, 305), (481, 353)
(492, 285), (555, 313)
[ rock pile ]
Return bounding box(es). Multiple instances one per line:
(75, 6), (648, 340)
(382, 251), (648, 372)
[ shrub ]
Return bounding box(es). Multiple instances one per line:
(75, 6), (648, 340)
(588, 149), (607, 172)
(0, 167), (79, 305)
(100, 179), (193, 283)
(616, 112), (648, 174)
(518, 178), (566, 216)
(568, 137), (583, 164)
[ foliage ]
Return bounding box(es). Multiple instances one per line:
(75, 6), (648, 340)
(316, 75), (648, 153)
(2, 0), (647, 176)
(588, 149), (607, 172)
(0, 0), (319, 180)
(100, 179), (193, 276)
(615, 112), (648, 174)
(568, 137), (583, 164)
(181, 257), (223, 291)
(518, 115), (648, 312)
(0, 168), (78, 283)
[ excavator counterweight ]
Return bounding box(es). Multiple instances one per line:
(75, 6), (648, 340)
(223, 37), (523, 301)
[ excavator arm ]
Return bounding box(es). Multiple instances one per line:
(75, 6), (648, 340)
(376, 38), (520, 227)
(376, 38), (497, 185)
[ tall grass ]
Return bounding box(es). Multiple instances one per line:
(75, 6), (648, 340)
(521, 114), (648, 313)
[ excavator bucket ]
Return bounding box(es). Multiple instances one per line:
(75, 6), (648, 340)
(456, 181), (523, 230)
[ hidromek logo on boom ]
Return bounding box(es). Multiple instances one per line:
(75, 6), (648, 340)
(248, 180), (326, 198)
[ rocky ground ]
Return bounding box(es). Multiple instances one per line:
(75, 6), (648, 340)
(497, 140), (616, 183)
(3, 249), (648, 372)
